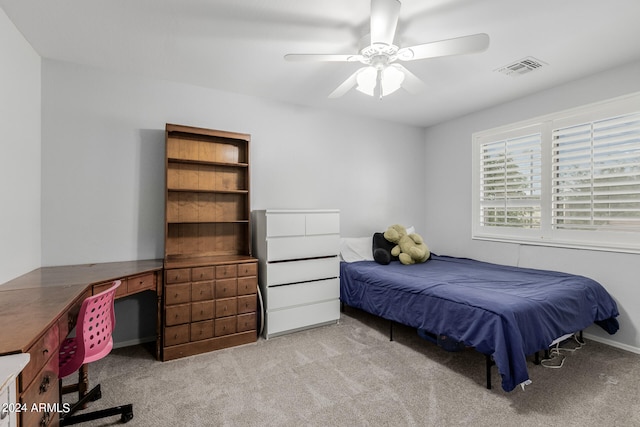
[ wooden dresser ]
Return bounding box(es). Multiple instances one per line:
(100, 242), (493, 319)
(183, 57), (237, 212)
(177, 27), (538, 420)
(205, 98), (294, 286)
(0, 260), (163, 427)
(162, 124), (257, 360)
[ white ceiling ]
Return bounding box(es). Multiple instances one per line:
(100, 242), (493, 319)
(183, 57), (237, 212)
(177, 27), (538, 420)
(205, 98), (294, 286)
(3, 0), (640, 127)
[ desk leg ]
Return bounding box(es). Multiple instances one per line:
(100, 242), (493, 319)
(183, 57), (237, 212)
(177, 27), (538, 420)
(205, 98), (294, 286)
(155, 288), (162, 361)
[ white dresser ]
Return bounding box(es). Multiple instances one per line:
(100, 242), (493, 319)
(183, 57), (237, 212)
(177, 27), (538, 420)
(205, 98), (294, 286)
(0, 354), (30, 427)
(253, 209), (340, 339)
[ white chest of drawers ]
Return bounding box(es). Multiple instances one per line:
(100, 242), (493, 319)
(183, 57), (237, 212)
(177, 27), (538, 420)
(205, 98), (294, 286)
(0, 354), (30, 427)
(253, 209), (340, 339)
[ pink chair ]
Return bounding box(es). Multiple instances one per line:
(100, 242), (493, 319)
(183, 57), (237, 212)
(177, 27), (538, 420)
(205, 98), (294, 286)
(59, 280), (133, 425)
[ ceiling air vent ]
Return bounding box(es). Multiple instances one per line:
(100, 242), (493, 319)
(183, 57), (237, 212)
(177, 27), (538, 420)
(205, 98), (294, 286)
(496, 57), (547, 77)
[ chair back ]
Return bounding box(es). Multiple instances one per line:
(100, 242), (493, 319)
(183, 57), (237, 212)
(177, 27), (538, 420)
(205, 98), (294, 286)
(80, 280), (120, 364)
(59, 280), (121, 377)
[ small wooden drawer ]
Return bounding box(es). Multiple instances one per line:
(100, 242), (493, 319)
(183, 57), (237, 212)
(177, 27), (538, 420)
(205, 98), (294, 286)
(214, 317), (237, 337)
(59, 289), (91, 343)
(190, 320), (214, 341)
(20, 353), (59, 427)
(20, 324), (59, 393)
(191, 281), (214, 302)
(164, 324), (190, 346)
(237, 295), (257, 314)
(216, 264), (237, 279)
(238, 262), (257, 277)
(215, 278), (237, 298)
(237, 276), (257, 296)
(191, 266), (214, 281)
(93, 280), (127, 298)
(127, 272), (156, 293)
(237, 313), (256, 332)
(166, 268), (191, 284)
(165, 303), (191, 326)
(215, 298), (237, 318)
(191, 301), (215, 322)
(165, 283), (191, 305)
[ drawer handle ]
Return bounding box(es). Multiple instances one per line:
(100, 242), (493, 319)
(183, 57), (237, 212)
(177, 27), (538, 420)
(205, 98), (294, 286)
(39, 374), (51, 393)
(40, 410), (51, 427)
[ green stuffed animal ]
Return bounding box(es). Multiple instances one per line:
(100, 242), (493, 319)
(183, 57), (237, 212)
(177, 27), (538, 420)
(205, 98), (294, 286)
(383, 224), (430, 265)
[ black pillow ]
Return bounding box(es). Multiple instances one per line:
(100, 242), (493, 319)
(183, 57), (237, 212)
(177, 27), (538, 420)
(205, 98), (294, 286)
(372, 232), (398, 265)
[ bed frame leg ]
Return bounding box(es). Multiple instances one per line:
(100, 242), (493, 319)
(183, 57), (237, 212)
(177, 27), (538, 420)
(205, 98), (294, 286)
(389, 321), (394, 341)
(485, 355), (493, 390)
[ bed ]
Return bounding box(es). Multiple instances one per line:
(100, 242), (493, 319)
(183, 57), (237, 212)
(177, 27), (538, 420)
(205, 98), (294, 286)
(339, 254), (620, 392)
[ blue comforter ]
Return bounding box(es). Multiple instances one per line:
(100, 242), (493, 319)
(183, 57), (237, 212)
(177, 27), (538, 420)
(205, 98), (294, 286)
(340, 255), (619, 392)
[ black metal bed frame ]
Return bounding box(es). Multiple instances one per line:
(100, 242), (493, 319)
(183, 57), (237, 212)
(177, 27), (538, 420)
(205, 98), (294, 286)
(343, 302), (583, 390)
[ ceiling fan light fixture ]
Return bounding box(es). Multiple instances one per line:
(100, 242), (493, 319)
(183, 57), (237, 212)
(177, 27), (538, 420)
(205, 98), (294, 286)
(381, 65), (404, 96)
(356, 67), (377, 96)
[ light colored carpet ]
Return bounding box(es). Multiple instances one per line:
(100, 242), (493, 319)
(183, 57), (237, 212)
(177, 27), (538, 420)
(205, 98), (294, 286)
(63, 307), (640, 426)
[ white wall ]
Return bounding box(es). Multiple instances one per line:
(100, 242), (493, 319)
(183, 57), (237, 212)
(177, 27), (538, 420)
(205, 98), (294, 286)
(423, 60), (640, 353)
(41, 60), (426, 267)
(0, 8), (41, 284)
(41, 60), (426, 344)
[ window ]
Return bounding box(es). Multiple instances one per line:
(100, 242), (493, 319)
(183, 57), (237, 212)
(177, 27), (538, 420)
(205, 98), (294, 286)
(472, 92), (640, 253)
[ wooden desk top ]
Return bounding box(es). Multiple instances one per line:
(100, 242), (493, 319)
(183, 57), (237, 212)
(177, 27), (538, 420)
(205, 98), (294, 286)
(0, 259), (163, 356)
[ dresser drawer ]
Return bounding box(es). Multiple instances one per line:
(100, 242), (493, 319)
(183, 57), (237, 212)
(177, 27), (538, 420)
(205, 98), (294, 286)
(238, 262), (257, 277)
(127, 272), (156, 293)
(237, 276), (257, 296)
(165, 283), (191, 305)
(265, 257), (338, 286)
(237, 295), (257, 314)
(216, 265), (237, 279)
(164, 324), (190, 346)
(166, 268), (191, 284)
(267, 278), (339, 310)
(191, 301), (215, 322)
(266, 213), (306, 237)
(305, 212), (340, 235)
(214, 317), (237, 337)
(215, 278), (237, 298)
(20, 353), (59, 427)
(237, 313), (257, 332)
(190, 320), (214, 341)
(215, 298), (237, 318)
(20, 324), (59, 393)
(267, 300), (340, 338)
(165, 303), (191, 326)
(191, 281), (214, 301)
(266, 235), (339, 261)
(191, 266), (214, 281)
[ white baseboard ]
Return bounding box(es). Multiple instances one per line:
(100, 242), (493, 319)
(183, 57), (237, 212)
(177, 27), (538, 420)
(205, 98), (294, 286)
(583, 332), (640, 355)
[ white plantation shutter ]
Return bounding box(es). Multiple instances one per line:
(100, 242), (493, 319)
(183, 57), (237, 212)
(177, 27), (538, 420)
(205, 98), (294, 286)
(473, 92), (640, 253)
(552, 112), (640, 231)
(480, 133), (542, 228)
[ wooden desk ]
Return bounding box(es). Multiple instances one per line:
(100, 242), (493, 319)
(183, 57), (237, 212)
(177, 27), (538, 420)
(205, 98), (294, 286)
(0, 259), (163, 427)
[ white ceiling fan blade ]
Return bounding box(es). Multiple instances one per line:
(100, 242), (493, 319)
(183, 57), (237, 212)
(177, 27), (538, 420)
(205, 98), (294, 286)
(328, 68), (366, 98)
(397, 33), (490, 61)
(391, 64), (424, 94)
(370, 0), (401, 46)
(285, 53), (362, 62)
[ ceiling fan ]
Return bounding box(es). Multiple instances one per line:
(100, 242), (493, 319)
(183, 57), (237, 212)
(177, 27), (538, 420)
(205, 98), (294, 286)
(284, 0), (489, 99)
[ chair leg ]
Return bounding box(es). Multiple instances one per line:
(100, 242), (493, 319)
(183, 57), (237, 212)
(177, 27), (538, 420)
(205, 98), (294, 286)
(60, 384), (133, 425)
(61, 403), (133, 425)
